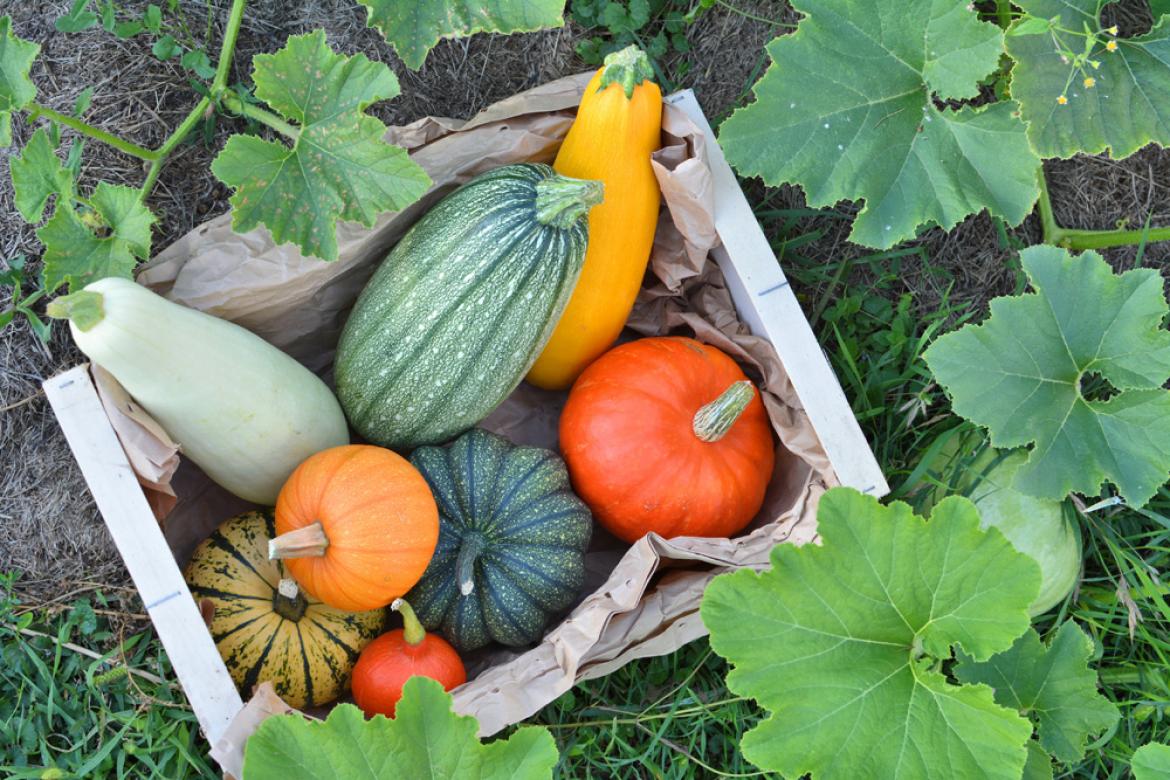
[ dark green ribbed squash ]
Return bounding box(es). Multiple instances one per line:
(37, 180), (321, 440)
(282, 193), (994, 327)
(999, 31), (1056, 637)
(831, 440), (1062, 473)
(335, 163), (603, 449)
(405, 428), (593, 651)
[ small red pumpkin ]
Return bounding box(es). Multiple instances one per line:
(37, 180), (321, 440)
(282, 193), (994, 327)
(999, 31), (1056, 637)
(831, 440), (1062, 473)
(559, 336), (775, 542)
(351, 599), (466, 718)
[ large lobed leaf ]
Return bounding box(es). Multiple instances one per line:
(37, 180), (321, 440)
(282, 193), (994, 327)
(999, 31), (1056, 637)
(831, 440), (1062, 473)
(700, 487), (1040, 779)
(719, 0), (1039, 250)
(1009, 0), (1170, 159)
(359, 0), (566, 70)
(0, 15), (39, 147)
(955, 622), (1119, 765)
(242, 677), (558, 779)
(37, 183), (155, 293)
(211, 30), (431, 262)
(924, 245), (1170, 507)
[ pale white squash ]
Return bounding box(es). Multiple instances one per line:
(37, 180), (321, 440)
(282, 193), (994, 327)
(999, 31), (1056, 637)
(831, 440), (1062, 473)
(48, 277), (349, 504)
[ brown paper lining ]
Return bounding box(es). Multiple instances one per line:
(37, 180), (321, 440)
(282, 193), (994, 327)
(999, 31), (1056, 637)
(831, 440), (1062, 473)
(95, 73), (836, 774)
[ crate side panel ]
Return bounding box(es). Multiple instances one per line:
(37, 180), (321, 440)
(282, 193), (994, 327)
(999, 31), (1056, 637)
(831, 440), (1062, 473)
(43, 366), (244, 744)
(665, 90), (889, 498)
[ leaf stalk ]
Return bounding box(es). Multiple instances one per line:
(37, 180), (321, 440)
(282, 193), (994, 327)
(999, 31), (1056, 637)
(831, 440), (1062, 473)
(26, 104), (159, 161)
(220, 93), (301, 141)
(1036, 167), (1170, 250)
(211, 0), (248, 96)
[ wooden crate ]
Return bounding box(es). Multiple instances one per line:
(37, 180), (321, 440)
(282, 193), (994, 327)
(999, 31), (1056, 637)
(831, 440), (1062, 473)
(43, 89), (888, 759)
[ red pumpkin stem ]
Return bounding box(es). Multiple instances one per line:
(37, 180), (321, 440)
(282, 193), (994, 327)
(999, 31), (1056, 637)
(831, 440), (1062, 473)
(268, 521), (329, 560)
(692, 380), (755, 443)
(391, 598), (426, 646)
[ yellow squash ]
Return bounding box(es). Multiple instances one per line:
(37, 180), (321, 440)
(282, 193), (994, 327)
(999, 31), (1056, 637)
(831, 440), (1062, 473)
(526, 45), (663, 389)
(185, 510), (384, 708)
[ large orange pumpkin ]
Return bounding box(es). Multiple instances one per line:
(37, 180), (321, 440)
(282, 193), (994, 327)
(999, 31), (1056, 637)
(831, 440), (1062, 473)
(559, 337), (775, 543)
(269, 445), (439, 612)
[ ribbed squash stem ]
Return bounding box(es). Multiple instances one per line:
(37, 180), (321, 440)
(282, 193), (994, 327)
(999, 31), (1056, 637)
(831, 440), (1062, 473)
(268, 521), (329, 559)
(693, 381), (755, 443)
(597, 44), (656, 98)
(534, 174), (604, 229)
(273, 578), (308, 621)
(391, 598), (426, 646)
(456, 534), (486, 597)
(45, 290), (105, 332)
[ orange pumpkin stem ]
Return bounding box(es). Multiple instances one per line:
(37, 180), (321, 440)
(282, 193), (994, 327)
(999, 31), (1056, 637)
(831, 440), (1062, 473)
(391, 598), (426, 646)
(268, 520), (329, 560)
(693, 380), (756, 443)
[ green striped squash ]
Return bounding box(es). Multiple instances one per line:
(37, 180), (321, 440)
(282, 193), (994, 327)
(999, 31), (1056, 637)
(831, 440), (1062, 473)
(184, 511), (384, 708)
(335, 163), (602, 449)
(405, 428), (593, 651)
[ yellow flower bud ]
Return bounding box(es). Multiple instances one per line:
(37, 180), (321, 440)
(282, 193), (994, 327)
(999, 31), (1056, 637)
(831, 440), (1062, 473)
(1057, 95), (1068, 105)
(1083, 77), (1096, 88)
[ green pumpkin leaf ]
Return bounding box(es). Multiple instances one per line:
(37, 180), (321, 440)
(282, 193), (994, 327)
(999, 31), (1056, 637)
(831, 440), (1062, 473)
(151, 33), (179, 61)
(358, 0), (566, 70)
(923, 245), (1170, 506)
(1009, 0), (1170, 158)
(700, 487), (1040, 779)
(11, 127), (73, 223)
(211, 30), (431, 262)
(54, 0), (99, 33)
(955, 622), (1119, 763)
(1022, 740), (1055, 780)
(719, 0), (1040, 249)
(0, 16), (39, 147)
(38, 183), (155, 292)
(241, 677), (558, 779)
(1133, 742), (1170, 780)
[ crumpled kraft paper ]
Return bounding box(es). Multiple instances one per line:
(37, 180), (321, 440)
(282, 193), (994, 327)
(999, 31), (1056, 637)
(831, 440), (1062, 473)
(93, 73), (841, 774)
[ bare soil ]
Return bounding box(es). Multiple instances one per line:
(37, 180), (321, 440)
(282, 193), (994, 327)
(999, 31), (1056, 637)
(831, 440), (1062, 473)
(2, 0), (1167, 600)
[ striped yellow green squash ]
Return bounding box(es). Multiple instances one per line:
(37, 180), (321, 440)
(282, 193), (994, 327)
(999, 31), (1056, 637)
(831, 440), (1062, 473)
(184, 510), (384, 708)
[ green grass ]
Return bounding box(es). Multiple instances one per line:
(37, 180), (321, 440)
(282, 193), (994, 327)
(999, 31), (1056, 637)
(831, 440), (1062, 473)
(5, 204), (1169, 777)
(0, 574), (217, 779)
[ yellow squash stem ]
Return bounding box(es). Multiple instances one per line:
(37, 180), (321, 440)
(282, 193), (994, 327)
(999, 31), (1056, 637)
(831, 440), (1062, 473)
(526, 45), (663, 390)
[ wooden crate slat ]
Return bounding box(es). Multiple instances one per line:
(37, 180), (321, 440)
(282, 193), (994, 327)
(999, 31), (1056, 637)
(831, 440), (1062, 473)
(42, 365), (243, 745)
(666, 90), (890, 498)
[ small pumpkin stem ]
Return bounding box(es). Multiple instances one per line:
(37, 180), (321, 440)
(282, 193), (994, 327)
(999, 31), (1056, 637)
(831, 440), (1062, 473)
(268, 521), (329, 560)
(272, 578), (308, 621)
(391, 598), (426, 646)
(534, 174), (604, 229)
(456, 534), (486, 597)
(597, 44), (656, 99)
(693, 380), (756, 443)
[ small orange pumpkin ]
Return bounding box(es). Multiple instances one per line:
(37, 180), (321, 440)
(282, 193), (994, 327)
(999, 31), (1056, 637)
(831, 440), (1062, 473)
(351, 599), (466, 718)
(269, 445), (439, 612)
(559, 337), (775, 543)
